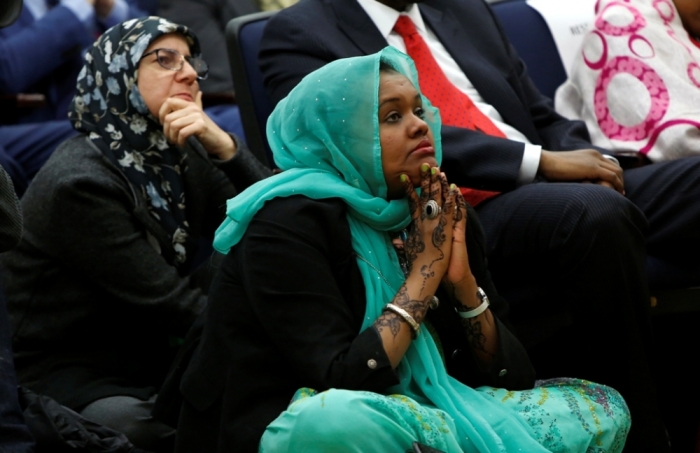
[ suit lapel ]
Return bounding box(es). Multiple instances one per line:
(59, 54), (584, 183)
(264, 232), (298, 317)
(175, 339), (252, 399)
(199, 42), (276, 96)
(420, 3), (540, 142)
(330, 0), (388, 56)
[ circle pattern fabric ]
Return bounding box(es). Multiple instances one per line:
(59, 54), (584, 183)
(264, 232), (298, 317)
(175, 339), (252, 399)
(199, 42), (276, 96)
(556, 0), (700, 161)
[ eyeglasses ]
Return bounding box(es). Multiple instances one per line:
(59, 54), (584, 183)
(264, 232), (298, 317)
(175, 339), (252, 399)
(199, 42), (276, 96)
(140, 48), (209, 80)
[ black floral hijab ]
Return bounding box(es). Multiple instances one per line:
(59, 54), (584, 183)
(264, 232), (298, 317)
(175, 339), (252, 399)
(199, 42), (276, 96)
(69, 17), (201, 269)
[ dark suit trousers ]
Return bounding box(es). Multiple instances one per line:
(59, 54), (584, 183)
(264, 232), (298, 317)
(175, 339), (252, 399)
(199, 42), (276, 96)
(473, 155), (700, 452)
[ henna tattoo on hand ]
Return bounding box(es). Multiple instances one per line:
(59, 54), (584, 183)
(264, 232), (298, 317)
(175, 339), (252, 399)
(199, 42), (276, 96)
(403, 223), (425, 274)
(454, 191), (466, 223)
(432, 212), (447, 248)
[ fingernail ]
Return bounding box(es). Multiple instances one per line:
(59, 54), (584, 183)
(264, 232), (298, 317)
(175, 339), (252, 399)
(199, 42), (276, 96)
(420, 163), (429, 172)
(450, 184), (457, 190)
(400, 174), (407, 182)
(430, 167), (437, 175)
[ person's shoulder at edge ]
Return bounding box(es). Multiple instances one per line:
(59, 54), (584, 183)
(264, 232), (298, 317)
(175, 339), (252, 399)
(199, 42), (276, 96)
(21, 134), (133, 202)
(249, 194), (349, 234)
(233, 194), (355, 264)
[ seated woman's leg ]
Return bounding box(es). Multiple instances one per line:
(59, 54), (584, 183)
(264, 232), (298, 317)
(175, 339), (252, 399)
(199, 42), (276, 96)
(260, 388), (463, 453)
(79, 394), (175, 453)
(478, 378), (631, 453)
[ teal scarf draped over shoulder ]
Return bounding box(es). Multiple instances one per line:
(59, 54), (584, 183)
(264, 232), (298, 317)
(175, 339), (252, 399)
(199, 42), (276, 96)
(214, 47), (549, 452)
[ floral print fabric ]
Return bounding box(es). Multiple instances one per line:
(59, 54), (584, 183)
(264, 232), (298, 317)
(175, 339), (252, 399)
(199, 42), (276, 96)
(261, 379), (630, 453)
(69, 17), (201, 267)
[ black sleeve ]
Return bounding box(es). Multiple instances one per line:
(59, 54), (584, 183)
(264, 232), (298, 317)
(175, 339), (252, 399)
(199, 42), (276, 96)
(235, 197), (398, 392)
(40, 169), (206, 333)
(214, 135), (273, 190)
(192, 135), (273, 238)
(436, 204), (536, 390)
(0, 165), (21, 252)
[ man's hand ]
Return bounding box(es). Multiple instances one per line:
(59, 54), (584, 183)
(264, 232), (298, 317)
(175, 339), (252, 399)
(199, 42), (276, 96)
(539, 149), (625, 194)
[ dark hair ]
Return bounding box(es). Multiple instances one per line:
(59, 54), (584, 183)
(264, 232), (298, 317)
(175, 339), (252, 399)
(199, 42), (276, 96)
(379, 60), (399, 74)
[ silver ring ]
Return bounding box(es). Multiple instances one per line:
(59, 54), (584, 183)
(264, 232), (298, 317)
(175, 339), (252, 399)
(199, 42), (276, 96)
(429, 296), (439, 310)
(423, 199), (441, 219)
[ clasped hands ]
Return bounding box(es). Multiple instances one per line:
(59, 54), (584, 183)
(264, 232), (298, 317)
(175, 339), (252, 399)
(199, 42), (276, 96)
(399, 164), (480, 309)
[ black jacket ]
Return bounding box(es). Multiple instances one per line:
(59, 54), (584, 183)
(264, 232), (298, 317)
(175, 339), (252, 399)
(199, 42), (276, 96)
(2, 134), (271, 410)
(173, 195), (534, 453)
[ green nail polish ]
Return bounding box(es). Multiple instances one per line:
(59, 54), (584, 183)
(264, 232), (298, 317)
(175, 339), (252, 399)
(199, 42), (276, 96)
(400, 174), (407, 182)
(450, 184), (457, 190)
(421, 163), (429, 172)
(430, 167), (437, 175)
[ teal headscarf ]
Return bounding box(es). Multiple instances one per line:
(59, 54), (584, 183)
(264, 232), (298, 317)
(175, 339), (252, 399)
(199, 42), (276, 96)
(214, 47), (548, 452)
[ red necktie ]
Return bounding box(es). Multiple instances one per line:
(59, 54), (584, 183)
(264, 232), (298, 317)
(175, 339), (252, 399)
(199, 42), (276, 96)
(394, 15), (503, 206)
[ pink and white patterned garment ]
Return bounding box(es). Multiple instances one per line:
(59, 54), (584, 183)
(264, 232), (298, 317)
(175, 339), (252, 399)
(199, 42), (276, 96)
(555, 0), (700, 162)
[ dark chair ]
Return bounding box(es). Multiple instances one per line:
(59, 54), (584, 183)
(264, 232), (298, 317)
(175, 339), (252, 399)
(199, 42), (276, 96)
(489, 0), (567, 101)
(225, 11), (276, 168)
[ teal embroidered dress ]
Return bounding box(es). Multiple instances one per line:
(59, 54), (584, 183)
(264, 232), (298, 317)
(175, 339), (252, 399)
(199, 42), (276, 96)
(214, 47), (630, 453)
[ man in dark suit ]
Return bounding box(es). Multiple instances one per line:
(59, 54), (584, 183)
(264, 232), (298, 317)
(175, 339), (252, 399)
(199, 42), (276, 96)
(0, 0), (150, 194)
(258, 0), (700, 450)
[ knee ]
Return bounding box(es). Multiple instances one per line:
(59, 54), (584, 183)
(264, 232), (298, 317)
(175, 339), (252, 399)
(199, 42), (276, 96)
(285, 389), (368, 438)
(262, 389), (391, 452)
(548, 185), (646, 245)
(80, 396), (175, 452)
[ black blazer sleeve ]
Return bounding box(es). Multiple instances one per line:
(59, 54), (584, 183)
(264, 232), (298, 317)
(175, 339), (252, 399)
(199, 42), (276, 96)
(186, 135), (272, 239)
(232, 196), (399, 392)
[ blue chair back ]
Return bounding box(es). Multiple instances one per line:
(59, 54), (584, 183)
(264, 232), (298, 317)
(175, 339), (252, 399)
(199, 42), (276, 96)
(225, 11), (276, 167)
(490, 0), (567, 100)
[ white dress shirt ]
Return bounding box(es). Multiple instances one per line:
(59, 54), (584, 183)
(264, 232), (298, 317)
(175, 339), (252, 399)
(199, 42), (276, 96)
(356, 0), (541, 185)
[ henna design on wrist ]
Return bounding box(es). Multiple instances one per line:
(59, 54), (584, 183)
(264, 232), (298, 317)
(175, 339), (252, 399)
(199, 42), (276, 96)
(449, 285), (494, 359)
(373, 284), (432, 339)
(374, 313), (403, 339)
(461, 316), (493, 359)
(393, 283), (432, 324)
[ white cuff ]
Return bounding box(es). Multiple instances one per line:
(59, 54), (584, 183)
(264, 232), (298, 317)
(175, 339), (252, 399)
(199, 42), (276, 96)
(516, 143), (541, 186)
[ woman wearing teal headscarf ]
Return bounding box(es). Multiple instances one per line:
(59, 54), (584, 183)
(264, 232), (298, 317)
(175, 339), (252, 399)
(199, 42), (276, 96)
(174, 47), (630, 453)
